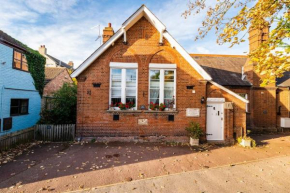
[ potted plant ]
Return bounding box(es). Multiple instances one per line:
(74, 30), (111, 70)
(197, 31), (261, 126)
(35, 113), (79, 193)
(127, 101), (135, 110)
(159, 103), (166, 111)
(149, 102), (159, 110)
(185, 122), (203, 146)
(118, 102), (126, 110)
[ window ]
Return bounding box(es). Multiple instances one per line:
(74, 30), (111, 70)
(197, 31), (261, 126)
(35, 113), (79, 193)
(10, 99), (29, 116)
(110, 63), (137, 108)
(13, 50), (28, 71)
(238, 93), (249, 112)
(149, 64), (176, 108)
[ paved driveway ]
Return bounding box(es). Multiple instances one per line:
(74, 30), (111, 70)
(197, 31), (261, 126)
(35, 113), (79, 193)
(0, 134), (289, 192)
(80, 155), (290, 193)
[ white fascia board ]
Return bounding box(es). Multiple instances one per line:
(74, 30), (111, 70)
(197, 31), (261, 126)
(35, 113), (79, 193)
(149, 63), (176, 69)
(163, 32), (212, 81)
(143, 7), (166, 32)
(71, 29), (123, 78)
(209, 81), (249, 103)
(110, 62), (138, 68)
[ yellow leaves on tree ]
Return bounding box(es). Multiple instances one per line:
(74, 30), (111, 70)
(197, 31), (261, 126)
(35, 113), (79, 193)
(183, 0), (290, 86)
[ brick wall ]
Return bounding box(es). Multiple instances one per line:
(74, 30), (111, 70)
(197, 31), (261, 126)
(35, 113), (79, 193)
(43, 69), (73, 97)
(76, 17), (207, 138)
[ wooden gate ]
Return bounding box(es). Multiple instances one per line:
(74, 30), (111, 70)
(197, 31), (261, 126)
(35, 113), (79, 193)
(35, 124), (75, 141)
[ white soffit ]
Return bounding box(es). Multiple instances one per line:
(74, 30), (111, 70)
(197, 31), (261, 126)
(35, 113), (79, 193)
(149, 63), (176, 69)
(110, 62), (138, 68)
(209, 81), (249, 103)
(71, 5), (212, 81)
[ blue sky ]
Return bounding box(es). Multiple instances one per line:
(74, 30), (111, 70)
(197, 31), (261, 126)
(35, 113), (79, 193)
(0, 0), (249, 67)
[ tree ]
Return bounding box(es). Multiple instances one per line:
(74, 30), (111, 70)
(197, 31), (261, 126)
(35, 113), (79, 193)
(39, 83), (77, 124)
(183, 0), (290, 86)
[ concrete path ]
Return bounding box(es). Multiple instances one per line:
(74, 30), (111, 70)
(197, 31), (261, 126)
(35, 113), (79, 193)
(77, 155), (290, 193)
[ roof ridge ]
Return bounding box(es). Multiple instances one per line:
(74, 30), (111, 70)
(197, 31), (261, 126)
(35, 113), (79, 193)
(190, 54), (248, 58)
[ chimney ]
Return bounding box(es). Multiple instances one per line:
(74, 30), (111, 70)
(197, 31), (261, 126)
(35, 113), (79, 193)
(102, 23), (114, 43)
(68, 61), (74, 68)
(248, 23), (269, 53)
(38, 45), (47, 56)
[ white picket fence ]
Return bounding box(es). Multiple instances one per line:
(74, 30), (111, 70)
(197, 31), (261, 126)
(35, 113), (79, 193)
(34, 124), (75, 141)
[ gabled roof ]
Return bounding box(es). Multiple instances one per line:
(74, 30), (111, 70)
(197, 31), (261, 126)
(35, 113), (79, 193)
(191, 54), (251, 87)
(71, 5), (211, 80)
(47, 54), (72, 69)
(44, 67), (66, 85)
(0, 30), (26, 51)
(277, 71), (290, 87)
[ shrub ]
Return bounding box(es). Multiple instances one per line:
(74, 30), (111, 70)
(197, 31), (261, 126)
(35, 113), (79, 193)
(39, 83), (77, 124)
(185, 122), (203, 139)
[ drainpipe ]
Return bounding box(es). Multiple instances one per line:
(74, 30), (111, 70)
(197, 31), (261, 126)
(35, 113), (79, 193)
(0, 85), (4, 132)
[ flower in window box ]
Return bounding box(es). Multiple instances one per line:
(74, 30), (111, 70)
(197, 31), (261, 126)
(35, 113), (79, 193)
(127, 101), (135, 109)
(159, 103), (166, 111)
(118, 102), (126, 110)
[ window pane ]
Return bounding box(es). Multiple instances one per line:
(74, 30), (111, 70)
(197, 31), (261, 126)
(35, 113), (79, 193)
(22, 62), (28, 71)
(111, 98), (121, 106)
(11, 99), (19, 106)
(14, 60), (21, 69)
(126, 69), (136, 87)
(111, 69), (122, 87)
(14, 51), (21, 60)
(150, 70), (160, 104)
(11, 107), (19, 115)
(111, 88), (121, 97)
(164, 70), (174, 106)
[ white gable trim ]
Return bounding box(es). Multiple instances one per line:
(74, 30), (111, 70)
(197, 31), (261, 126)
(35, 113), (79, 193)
(71, 5), (212, 80)
(209, 81), (249, 103)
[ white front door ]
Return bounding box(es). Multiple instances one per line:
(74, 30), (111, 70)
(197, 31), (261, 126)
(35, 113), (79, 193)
(206, 98), (224, 140)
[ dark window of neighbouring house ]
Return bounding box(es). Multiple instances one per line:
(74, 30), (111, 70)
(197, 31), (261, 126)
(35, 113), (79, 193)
(10, 99), (29, 116)
(13, 50), (28, 71)
(3, 117), (12, 131)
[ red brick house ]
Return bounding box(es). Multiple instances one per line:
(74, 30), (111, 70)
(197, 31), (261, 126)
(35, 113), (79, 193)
(42, 67), (73, 109)
(71, 5), (250, 143)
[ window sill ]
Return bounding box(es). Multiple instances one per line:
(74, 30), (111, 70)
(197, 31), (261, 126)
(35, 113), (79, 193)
(10, 113), (29, 117)
(12, 67), (30, 73)
(107, 110), (178, 114)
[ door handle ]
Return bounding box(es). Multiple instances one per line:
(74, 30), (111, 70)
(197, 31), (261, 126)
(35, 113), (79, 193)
(218, 111), (219, 116)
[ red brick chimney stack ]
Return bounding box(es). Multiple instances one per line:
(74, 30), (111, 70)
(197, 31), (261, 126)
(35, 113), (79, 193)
(102, 23), (114, 43)
(248, 23), (269, 53)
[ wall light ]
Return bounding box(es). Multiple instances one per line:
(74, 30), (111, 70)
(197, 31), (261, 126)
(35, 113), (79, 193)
(201, 97), (205, 104)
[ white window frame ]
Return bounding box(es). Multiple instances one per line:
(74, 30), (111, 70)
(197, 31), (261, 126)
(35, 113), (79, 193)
(109, 63), (138, 109)
(148, 64), (176, 108)
(238, 93), (249, 113)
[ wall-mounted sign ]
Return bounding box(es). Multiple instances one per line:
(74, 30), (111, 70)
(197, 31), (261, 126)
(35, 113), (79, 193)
(186, 108), (200, 117)
(140, 105), (147, 110)
(138, 119), (148, 125)
(224, 102), (233, 109)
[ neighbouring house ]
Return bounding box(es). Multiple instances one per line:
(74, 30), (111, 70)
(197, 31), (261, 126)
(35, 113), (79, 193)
(38, 45), (74, 69)
(0, 30), (41, 136)
(42, 67), (73, 109)
(191, 25), (290, 133)
(71, 5), (250, 143)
